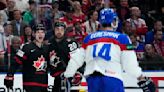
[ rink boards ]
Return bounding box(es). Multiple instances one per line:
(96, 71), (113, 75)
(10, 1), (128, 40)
(0, 71), (164, 92)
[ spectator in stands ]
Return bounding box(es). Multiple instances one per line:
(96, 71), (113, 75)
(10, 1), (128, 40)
(4, 36), (22, 72)
(83, 10), (99, 34)
(145, 20), (164, 44)
(1, 23), (14, 71)
(72, 1), (86, 23)
(141, 44), (164, 70)
(90, 0), (103, 12)
(0, 25), (6, 71)
(128, 0), (140, 7)
(0, 25), (6, 52)
(159, 6), (164, 26)
(20, 25), (34, 44)
(11, 10), (27, 36)
(129, 33), (145, 61)
(66, 20), (87, 46)
(0, 11), (8, 26)
(152, 30), (164, 57)
(5, 0), (16, 21)
(116, 0), (130, 21)
(143, 44), (164, 61)
(59, 6), (75, 27)
(126, 6), (147, 42)
(81, 0), (92, 14)
(122, 21), (134, 35)
(29, 5), (52, 36)
(3, 22), (14, 45)
(14, 0), (29, 13)
(0, 12), (6, 25)
(57, 0), (72, 12)
(23, 0), (36, 25)
(0, 0), (7, 10)
(51, 1), (64, 23)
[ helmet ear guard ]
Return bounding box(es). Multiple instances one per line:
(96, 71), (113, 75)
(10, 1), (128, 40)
(111, 16), (119, 29)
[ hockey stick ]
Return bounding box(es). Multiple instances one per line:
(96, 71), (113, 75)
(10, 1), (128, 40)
(61, 78), (71, 92)
(66, 79), (71, 92)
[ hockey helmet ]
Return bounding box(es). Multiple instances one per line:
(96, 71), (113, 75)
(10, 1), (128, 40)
(54, 22), (66, 28)
(99, 8), (117, 25)
(34, 23), (46, 32)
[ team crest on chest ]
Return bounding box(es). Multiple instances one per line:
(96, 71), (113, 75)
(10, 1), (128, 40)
(33, 55), (47, 71)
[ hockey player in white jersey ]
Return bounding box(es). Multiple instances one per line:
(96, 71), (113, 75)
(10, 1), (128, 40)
(64, 8), (156, 92)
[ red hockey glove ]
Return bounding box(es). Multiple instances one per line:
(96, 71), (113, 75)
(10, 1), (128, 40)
(68, 72), (82, 86)
(138, 77), (156, 92)
(4, 75), (14, 89)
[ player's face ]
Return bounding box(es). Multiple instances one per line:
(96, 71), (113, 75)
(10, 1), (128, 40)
(34, 30), (45, 43)
(54, 27), (65, 39)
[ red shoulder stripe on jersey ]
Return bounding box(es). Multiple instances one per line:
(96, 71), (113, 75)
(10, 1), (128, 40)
(82, 38), (129, 51)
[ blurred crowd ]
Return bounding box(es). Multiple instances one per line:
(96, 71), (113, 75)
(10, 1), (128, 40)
(0, 0), (164, 72)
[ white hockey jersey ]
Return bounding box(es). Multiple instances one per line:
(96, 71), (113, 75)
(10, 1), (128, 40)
(64, 30), (142, 81)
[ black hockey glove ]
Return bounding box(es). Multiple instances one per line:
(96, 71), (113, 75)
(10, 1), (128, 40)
(138, 77), (156, 92)
(49, 50), (66, 77)
(4, 75), (14, 89)
(67, 72), (82, 86)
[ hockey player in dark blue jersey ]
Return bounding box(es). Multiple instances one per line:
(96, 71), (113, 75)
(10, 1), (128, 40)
(64, 8), (156, 92)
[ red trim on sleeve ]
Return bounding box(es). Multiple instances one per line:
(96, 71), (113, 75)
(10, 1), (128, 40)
(119, 44), (127, 51)
(23, 82), (48, 87)
(14, 56), (22, 65)
(51, 71), (64, 77)
(81, 43), (87, 49)
(23, 55), (27, 60)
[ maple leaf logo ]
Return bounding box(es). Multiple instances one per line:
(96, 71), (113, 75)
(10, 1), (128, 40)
(33, 55), (46, 71)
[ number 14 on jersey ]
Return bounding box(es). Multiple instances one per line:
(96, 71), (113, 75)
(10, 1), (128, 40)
(92, 44), (111, 61)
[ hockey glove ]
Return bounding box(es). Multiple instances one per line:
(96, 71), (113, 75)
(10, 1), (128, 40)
(67, 72), (82, 86)
(4, 75), (14, 89)
(138, 77), (156, 92)
(49, 50), (66, 77)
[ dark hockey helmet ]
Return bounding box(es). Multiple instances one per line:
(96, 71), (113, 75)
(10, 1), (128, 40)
(53, 22), (66, 28)
(53, 22), (66, 38)
(34, 23), (46, 32)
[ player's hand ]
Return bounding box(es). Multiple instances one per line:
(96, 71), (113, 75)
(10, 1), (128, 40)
(67, 72), (82, 86)
(137, 77), (156, 92)
(4, 75), (14, 89)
